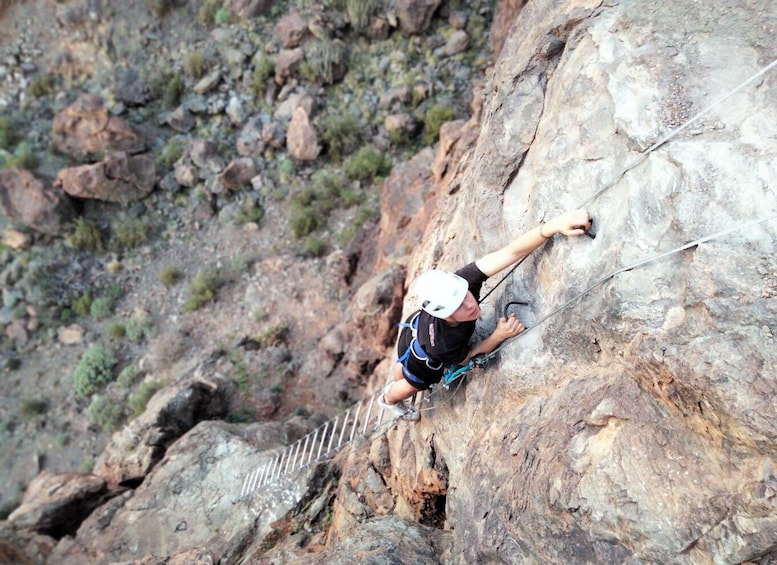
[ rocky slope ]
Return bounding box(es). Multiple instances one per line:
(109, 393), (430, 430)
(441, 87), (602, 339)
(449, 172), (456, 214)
(2, 0), (777, 563)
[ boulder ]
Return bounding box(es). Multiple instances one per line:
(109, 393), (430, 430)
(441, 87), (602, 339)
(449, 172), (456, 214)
(395, 0), (442, 35)
(7, 471), (118, 538)
(189, 139), (225, 174)
(92, 373), (233, 486)
(275, 12), (308, 48)
(55, 152), (156, 203)
(286, 106), (320, 161)
(236, 115), (266, 157)
(223, 0), (272, 18)
(51, 93), (145, 161)
(215, 157), (258, 190)
(0, 168), (74, 235)
(274, 48), (304, 85)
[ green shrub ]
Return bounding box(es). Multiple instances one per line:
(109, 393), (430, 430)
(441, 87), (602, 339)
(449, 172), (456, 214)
(111, 216), (150, 251)
(250, 53), (275, 97)
(162, 74), (184, 108)
(90, 296), (114, 320)
(5, 142), (38, 170)
(184, 269), (223, 312)
(156, 136), (186, 170)
(300, 39), (346, 85)
(344, 146), (392, 181)
(214, 7), (233, 25)
(234, 202), (265, 226)
(70, 217), (104, 253)
(129, 380), (164, 416)
(197, 0), (221, 26)
(107, 322), (126, 339)
(184, 51), (208, 79)
(88, 395), (125, 430)
(278, 157), (295, 183)
(72, 291), (92, 317)
(289, 205), (321, 238)
(28, 75), (55, 98)
(423, 105), (456, 144)
(345, 0), (379, 33)
(256, 324), (289, 348)
(304, 236), (327, 257)
(159, 266), (182, 286)
(126, 310), (156, 342)
(74, 344), (117, 396)
(117, 364), (141, 388)
(147, 0), (175, 17)
(21, 398), (48, 417)
(318, 111), (360, 162)
(0, 116), (17, 149)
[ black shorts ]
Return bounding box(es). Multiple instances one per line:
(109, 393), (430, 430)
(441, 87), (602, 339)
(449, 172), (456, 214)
(396, 325), (444, 391)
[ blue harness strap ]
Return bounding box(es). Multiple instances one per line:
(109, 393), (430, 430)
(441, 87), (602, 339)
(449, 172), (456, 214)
(396, 313), (443, 385)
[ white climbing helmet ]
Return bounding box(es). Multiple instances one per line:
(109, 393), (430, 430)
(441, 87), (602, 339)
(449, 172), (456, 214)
(415, 270), (469, 319)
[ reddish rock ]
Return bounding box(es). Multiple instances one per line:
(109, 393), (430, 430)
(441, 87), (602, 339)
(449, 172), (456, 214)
(286, 106), (320, 161)
(7, 471), (117, 539)
(0, 168), (74, 235)
(51, 93), (145, 161)
(216, 157), (259, 190)
(275, 12), (308, 48)
(274, 48), (304, 85)
(395, 0), (442, 35)
(55, 152), (156, 203)
(375, 147), (435, 270)
(224, 0), (272, 18)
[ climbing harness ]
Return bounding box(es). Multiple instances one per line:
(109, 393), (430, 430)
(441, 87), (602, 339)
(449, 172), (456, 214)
(396, 312), (443, 386)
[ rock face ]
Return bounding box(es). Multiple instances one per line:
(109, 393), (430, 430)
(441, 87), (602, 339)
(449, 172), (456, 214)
(363, 0), (777, 563)
(0, 168), (74, 235)
(3, 1), (777, 564)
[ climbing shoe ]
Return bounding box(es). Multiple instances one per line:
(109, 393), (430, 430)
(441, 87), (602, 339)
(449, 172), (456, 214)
(378, 394), (420, 422)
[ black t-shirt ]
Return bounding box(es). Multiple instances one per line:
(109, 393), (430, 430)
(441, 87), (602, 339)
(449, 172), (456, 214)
(397, 263), (488, 384)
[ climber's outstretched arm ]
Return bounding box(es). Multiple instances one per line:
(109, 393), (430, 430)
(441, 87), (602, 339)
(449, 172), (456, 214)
(474, 209), (591, 277)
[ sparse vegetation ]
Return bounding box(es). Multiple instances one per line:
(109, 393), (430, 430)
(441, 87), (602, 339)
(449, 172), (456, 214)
(147, 0), (175, 17)
(184, 51), (208, 79)
(423, 104), (456, 144)
(157, 136), (186, 170)
(300, 39), (346, 84)
(159, 265), (182, 286)
(125, 310), (156, 342)
(28, 74), (55, 98)
(112, 216), (151, 252)
(184, 268), (223, 312)
(256, 323), (289, 348)
(162, 74), (184, 108)
(250, 52), (276, 97)
(344, 146), (392, 181)
(74, 344), (117, 396)
(234, 201), (265, 226)
(345, 0), (380, 33)
(318, 111), (361, 162)
(197, 0), (222, 27)
(129, 380), (165, 416)
(0, 116), (17, 148)
(21, 398), (48, 417)
(70, 217), (104, 253)
(4, 141), (38, 170)
(88, 395), (125, 430)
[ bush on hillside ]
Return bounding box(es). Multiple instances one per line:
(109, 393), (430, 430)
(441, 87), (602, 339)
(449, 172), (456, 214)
(74, 344), (117, 396)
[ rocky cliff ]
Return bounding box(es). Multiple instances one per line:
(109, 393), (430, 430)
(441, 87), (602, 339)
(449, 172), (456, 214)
(2, 0), (777, 563)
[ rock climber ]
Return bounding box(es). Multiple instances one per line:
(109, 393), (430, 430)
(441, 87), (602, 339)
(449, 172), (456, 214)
(378, 209), (592, 420)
